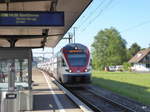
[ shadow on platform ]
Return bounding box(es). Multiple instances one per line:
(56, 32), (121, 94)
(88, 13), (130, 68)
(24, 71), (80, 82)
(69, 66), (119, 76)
(33, 94), (56, 110)
(33, 93), (78, 111)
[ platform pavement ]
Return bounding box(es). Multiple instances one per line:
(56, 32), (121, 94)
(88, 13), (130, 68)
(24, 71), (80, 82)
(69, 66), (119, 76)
(25, 69), (82, 112)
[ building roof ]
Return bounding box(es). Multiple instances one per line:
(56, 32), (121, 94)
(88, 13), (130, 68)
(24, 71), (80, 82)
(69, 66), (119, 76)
(129, 48), (150, 63)
(0, 0), (92, 48)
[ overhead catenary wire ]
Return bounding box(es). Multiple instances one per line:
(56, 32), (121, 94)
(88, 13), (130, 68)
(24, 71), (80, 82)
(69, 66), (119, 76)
(121, 20), (150, 33)
(80, 0), (114, 33)
(77, 0), (106, 30)
(69, 0), (106, 40)
(67, 0), (114, 44)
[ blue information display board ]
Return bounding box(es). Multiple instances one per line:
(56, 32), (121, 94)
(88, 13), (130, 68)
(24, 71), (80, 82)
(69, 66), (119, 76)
(0, 11), (64, 26)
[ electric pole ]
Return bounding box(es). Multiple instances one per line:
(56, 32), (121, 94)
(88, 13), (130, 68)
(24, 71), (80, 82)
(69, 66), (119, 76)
(63, 33), (73, 44)
(73, 27), (77, 43)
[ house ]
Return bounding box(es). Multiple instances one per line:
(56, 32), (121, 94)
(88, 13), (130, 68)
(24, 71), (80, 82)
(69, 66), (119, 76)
(129, 48), (150, 72)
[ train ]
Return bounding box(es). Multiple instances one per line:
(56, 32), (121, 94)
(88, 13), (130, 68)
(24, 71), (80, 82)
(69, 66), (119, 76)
(38, 43), (92, 84)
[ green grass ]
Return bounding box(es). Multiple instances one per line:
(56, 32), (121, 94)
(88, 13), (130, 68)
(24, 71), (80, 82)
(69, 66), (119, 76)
(92, 71), (150, 105)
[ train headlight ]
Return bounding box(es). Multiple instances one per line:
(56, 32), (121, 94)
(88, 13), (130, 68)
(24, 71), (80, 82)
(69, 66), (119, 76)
(65, 69), (72, 73)
(85, 69), (90, 72)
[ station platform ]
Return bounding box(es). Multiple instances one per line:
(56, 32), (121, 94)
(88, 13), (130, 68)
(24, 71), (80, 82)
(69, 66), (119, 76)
(26, 69), (82, 112)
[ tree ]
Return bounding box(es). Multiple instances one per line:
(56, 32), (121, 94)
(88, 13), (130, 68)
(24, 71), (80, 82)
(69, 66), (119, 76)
(127, 43), (141, 59)
(92, 27), (127, 70)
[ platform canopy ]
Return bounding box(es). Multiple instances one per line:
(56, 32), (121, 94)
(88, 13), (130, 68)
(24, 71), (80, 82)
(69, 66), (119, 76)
(0, 0), (92, 48)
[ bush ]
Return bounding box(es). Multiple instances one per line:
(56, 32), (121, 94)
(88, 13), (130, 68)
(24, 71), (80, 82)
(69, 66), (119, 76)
(123, 62), (131, 71)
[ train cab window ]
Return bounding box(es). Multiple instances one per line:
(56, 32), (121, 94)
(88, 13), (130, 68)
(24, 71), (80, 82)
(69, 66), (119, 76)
(67, 54), (87, 67)
(61, 58), (66, 66)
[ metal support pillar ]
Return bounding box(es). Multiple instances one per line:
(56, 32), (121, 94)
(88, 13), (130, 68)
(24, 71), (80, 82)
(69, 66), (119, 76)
(28, 50), (32, 90)
(8, 38), (18, 48)
(8, 59), (15, 91)
(6, 59), (17, 112)
(19, 60), (23, 82)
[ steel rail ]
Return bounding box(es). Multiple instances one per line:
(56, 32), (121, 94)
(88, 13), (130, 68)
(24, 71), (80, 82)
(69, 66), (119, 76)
(41, 71), (139, 112)
(87, 89), (137, 112)
(69, 87), (125, 112)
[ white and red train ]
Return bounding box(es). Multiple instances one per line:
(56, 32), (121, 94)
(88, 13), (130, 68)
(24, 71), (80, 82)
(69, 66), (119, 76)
(38, 43), (91, 84)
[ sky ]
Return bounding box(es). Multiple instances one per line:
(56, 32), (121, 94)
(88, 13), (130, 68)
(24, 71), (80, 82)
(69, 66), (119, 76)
(33, 0), (150, 57)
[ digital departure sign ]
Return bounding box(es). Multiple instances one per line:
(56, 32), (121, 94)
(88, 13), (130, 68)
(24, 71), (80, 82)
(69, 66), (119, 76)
(0, 11), (64, 26)
(64, 50), (83, 53)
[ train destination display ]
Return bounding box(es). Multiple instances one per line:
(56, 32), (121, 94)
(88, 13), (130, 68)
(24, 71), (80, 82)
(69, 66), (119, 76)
(0, 11), (64, 26)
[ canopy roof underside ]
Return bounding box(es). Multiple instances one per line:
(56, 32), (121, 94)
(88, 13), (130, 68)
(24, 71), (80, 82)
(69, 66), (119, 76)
(0, 0), (92, 48)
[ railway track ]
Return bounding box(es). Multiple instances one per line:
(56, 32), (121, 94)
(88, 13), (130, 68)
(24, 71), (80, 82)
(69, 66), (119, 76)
(44, 72), (149, 112)
(52, 80), (137, 112)
(68, 86), (136, 112)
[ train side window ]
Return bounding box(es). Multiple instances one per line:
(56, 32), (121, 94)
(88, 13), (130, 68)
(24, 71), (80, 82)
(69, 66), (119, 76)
(61, 58), (66, 66)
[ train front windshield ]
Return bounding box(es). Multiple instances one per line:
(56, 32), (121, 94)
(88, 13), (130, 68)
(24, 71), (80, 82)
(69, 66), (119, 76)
(67, 54), (87, 67)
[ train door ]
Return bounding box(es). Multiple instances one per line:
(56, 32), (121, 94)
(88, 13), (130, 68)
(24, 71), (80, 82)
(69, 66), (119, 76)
(59, 57), (66, 81)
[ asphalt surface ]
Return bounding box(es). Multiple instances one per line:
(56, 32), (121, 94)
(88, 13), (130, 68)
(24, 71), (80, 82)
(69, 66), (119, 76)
(25, 69), (83, 112)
